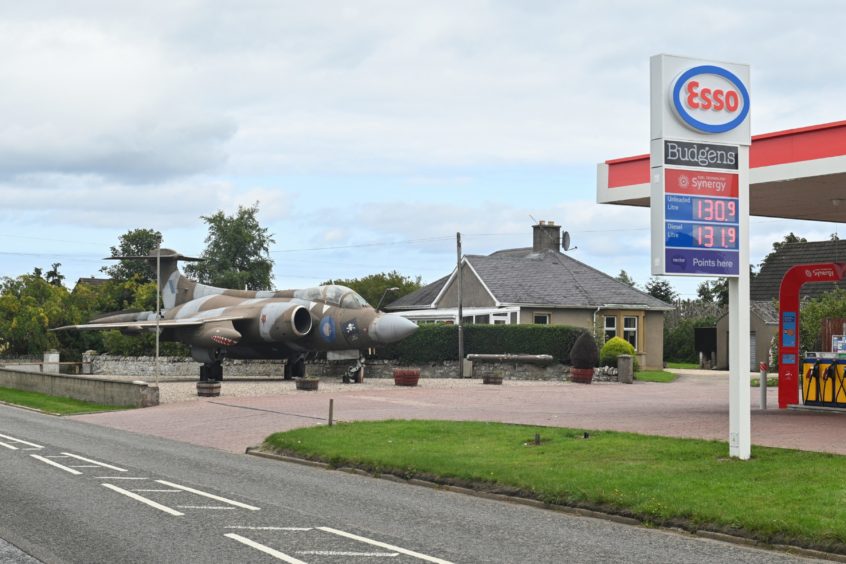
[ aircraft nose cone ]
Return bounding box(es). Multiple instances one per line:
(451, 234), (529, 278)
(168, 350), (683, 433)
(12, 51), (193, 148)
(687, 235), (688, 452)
(370, 314), (418, 344)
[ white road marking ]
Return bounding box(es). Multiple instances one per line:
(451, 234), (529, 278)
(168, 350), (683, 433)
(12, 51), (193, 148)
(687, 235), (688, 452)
(0, 433), (42, 449)
(224, 534), (307, 564)
(61, 452), (127, 472)
(155, 480), (260, 511)
(132, 489), (182, 493)
(318, 527), (454, 564)
(30, 455), (82, 475)
(176, 506), (236, 510)
(69, 465), (100, 468)
(45, 455), (70, 458)
(225, 527), (312, 531)
(298, 551), (398, 557)
(0, 441), (18, 450)
(102, 484), (184, 516)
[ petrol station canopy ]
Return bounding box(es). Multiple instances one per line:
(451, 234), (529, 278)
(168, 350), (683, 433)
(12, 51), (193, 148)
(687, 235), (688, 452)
(597, 120), (846, 222)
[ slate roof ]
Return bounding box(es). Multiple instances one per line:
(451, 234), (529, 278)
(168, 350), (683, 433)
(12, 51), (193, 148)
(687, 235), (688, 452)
(387, 248), (672, 311)
(751, 240), (846, 301)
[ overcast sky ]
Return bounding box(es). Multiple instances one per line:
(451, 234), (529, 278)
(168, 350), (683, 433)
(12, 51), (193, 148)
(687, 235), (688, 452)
(2, 1), (845, 299)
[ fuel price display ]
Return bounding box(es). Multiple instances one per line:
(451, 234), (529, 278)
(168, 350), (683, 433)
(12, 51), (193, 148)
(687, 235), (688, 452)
(663, 168), (740, 276)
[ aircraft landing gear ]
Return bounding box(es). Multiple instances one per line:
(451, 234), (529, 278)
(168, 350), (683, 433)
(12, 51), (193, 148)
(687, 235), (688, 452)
(342, 356), (364, 384)
(284, 355), (306, 380)
(200, 361), (223, 382)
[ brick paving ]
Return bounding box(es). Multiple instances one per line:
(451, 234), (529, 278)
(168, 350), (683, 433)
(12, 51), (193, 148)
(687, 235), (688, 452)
(71, 371), (846, 455)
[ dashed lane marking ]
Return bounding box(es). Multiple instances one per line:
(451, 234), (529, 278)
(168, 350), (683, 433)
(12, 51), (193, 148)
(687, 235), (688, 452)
(318, 527), (454, 564)
(176, 506), (236, 510)
(155, 480), (260, 511)
(224, 534), (307, 564)
(225, 527), (312, 531)
(0, 433), (43, 449)
(132, 489), (182, 493)
(30, 455), (82, 475)
(0, 441), (18, 450)
(61, 452), (127, 472)
(298, 551), (398, 557)
(102, 484), (184, 516)
(69, 465), (101, 469)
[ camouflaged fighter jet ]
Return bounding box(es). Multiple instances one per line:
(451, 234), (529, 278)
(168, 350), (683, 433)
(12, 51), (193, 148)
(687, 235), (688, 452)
(56, 248), (418, 381)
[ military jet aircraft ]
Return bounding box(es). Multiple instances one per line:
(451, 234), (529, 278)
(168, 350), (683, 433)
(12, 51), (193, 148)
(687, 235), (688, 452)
(56, 248), (418, 381)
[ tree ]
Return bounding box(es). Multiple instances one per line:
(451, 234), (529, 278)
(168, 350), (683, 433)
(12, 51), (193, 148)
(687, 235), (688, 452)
(645, 277), (677, 303)
(697, 278), (728, 306)
(321, 271), (423, 308)
(101, 228), (163, 282)
(184, 203), (275, 290)
(759, 232), (807, 272)
(45, 263), (65, 287)
(614, 270), (638, 288)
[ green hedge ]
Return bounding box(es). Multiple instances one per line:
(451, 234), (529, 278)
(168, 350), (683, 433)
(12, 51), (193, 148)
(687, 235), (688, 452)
(377, 324), (586, 363)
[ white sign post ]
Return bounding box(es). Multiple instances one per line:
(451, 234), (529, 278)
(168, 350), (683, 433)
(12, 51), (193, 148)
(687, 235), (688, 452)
(650, 54), (751, 459)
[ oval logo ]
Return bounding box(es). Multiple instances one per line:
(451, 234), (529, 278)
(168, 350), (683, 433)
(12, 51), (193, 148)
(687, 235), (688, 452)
(671, 65), (749, 134)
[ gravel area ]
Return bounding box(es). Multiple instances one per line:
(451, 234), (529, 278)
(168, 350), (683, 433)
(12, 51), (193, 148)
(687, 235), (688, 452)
(155, 377), (574, 404)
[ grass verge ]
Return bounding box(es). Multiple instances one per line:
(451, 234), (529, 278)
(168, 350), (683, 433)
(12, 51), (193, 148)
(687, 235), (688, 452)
(634, 370), (677, 383)
(264, 420), (846, 553)
(0, 386), (128, 415)
(664, 361), (698, 369)
(750, 376), (778, 387)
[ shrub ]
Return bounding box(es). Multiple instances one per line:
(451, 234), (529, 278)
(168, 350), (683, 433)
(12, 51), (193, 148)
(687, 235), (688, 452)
(569, 332), (599, 369)
(600, 336), (637, 370)
(377, 324), (585, 364)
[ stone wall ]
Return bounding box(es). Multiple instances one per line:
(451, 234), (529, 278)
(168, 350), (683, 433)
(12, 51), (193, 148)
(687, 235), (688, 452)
(83, 354), (625, 383)
(0, 368), (159, 408)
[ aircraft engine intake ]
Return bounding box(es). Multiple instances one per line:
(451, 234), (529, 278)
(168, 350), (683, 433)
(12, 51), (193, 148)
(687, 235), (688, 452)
(270, 305), (313, 340)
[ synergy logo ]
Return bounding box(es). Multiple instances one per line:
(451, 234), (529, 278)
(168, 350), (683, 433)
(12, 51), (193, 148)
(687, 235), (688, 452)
(671, 65), (749, 134)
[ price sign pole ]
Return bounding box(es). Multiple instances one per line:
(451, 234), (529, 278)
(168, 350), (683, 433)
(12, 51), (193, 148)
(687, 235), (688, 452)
(650, 55), (751, 459)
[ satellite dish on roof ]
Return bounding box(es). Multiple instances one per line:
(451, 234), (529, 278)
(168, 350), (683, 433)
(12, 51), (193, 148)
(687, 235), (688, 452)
(562, 231), (571, 251)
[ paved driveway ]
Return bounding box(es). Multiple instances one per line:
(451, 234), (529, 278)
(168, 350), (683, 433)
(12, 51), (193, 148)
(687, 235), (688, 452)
(71, 371), (846, 455)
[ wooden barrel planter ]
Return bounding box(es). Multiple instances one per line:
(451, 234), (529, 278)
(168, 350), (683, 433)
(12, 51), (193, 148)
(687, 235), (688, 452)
(569, 367), (595, 384)
(393, 368), (420, 387)
(482, 374), (503, 385)
(296, 378), (319, 391)
(196, 381), (221, 397)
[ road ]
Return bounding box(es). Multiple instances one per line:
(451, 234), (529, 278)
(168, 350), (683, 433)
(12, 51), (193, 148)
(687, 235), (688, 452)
(0, 405), (825, 563)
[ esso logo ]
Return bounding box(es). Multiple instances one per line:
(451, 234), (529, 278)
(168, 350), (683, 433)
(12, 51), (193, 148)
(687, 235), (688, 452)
(671, 65), (749, 134)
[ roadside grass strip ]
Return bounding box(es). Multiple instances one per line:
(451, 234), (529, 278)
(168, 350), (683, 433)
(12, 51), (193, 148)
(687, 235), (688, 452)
(0, 387), (127, 415)
(633, 370), (678, 383)
(264, 420), (846, 553)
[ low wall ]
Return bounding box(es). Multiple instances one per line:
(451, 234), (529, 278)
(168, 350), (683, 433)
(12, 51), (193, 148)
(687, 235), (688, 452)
(0, 368), (159, 408)
(81, 354), (622, 383)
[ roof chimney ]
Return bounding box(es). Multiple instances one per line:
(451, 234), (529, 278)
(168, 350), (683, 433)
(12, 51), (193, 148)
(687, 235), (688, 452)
(532, 220), (561, 253)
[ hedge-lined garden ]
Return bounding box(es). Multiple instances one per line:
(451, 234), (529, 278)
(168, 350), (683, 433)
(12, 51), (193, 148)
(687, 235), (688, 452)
(377, 324), (586, 363)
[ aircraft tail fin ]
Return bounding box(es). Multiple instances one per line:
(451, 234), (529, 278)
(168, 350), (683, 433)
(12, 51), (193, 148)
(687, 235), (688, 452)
(105, 248), (203, 309)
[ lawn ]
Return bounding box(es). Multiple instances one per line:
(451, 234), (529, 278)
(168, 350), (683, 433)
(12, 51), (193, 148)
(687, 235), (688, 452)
(264, 420), (846, 553)
(664, 361), (698, 369)
(634, 370), (677, 383)
(0, 387), (128, 415)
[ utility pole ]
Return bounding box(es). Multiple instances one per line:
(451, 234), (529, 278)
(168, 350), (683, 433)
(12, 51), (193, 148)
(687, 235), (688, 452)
(457, 232), (464, 378)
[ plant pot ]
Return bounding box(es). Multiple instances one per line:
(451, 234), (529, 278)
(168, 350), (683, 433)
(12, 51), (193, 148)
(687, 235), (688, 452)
(482, 374), (503, 385)
(196, 381), (221, 397)
(570, 367), (595, 384)
(393, 368), (420, 387)
(296, 378), (319, 391)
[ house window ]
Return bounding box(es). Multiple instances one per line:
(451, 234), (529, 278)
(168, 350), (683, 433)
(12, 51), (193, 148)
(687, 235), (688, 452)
(604, 316), (617, 342)
(533, 313), (550, 325)
(623, 316), (638, 350)
(475, 314), (490, 324)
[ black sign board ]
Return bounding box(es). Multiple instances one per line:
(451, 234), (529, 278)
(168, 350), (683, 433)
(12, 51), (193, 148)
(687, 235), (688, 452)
(664, 140), (738, 170)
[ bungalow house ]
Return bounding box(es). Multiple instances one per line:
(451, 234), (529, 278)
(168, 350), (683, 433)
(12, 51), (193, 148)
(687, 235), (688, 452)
(715, 239), (846, 369)
(385, 221), (673, 369)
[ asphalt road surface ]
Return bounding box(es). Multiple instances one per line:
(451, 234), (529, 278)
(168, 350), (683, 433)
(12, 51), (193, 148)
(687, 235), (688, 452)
(0, 405), (826, 563)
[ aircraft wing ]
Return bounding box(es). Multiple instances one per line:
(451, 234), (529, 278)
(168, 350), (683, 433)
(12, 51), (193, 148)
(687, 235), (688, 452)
(53, 315), (248, 332)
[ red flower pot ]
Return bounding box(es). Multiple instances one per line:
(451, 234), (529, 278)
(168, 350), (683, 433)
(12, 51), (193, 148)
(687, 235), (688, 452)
(570, 367), (595, 384)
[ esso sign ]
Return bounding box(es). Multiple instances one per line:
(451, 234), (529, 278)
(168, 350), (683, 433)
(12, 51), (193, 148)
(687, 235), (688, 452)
(671, 65), (750, 134)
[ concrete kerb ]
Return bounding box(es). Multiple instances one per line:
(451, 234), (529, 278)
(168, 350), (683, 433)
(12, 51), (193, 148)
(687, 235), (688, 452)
(244, 447), (846, 563)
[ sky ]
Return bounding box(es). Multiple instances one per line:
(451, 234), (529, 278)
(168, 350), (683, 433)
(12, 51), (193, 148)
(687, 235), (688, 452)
(2, 1), (845, 301)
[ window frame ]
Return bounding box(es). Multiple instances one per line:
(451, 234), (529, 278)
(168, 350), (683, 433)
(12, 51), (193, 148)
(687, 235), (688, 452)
(623, 316), (638, 350)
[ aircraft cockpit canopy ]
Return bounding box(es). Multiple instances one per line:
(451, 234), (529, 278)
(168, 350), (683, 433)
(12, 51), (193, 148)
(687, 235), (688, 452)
(294, 285), (371, 309)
